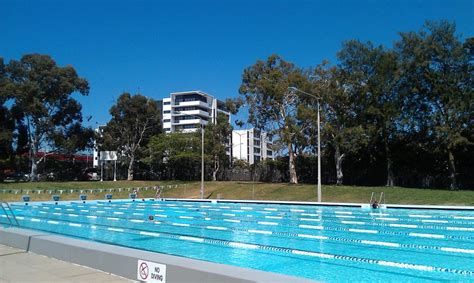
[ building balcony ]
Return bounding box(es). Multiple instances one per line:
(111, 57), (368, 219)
(172, 100), (211, 109)
(173, 109), (210, 118)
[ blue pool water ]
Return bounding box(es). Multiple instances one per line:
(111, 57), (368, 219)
(2, 200), (474, 282)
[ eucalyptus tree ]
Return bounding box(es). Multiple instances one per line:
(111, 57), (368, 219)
(0, 57), (15, 159)
(239, 54), (309, 184)
(396, 21), (473, 189)
(205, 112), (233, 181)
(308, 61), (368, 185)
(336, 40), (402, 186)
(6, 54), (91, 180)
(101, 93), (161, 180)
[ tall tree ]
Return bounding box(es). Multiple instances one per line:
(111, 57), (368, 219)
(0, 57), (15, 160)
(102, 93), (161, 180)
(6, 54), (91, 180)
(396, 21), (473, 189)
(205, 112), (232, 181)
(337, 40), (402, 186)
(147, 132), (201, 180)
(308, 61), (368, 185)
(239, 54), (309, 184)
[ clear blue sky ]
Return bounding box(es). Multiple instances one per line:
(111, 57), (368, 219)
(2, 0), (473, 128)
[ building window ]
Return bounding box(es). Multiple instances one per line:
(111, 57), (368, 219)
(163, 119), (170, 123)
(254, 148), (260, 154)
(164, 128), (171, 131)
(267, 150), (273, 156)
(164, 110), (171, 114)
(164, 101), (171, 105)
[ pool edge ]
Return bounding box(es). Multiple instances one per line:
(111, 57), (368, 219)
(0, 226), (317, 283)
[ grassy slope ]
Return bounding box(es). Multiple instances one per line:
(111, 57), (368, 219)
(0, 181), (473, 205)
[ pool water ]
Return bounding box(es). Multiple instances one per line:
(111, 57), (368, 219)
(2, 200), (474, 282)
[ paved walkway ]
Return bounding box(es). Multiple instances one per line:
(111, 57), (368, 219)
(0, 244), (132, 282)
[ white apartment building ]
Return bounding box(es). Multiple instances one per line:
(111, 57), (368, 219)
(232, 128), (274, 164)
(161, 90), (232, 157)
(161, 90), (230, 133)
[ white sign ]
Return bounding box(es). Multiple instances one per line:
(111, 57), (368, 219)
(99, 151), (117, 161)
(137, 260), (166, 282)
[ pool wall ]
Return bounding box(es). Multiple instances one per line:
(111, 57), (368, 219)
(0, 226), (315, 283)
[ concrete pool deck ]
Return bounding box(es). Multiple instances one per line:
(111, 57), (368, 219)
(0, 244), (131, 282)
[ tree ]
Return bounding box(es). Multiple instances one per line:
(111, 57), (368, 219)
(205, 112), (232, 181)
(6, 54), (91, 180)
(102, 93), (161, 180)
(396, 21), (473, 189)
(147, 132), (201, 180)
(239, 54), (309, 184)
(337, 41), (401, 186)
(308, 61), (368, 185)
(0, 57), (15, 160)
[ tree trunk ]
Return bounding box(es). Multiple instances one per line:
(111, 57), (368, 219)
(334, 145), (345, 186)
(29, 138), (38, 182)
(385, 141), (394, 187)
(448, 149), (457, 190)
(212, 155), (219, 181)
(288, 143), (298, 184)
(30, 154), (38, 181)
(127, 155), (135, 181)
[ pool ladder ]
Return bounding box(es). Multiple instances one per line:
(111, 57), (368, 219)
(1, 201), (19, 226)
(369, 192), (386, 206)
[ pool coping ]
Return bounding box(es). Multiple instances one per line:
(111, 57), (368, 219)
(10, 198), (474, 211)
(161, 198), (474, 211)
(0, 226), (316, 283)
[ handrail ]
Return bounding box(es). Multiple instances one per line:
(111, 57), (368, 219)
(369, 192), (375, 204)
(1, 201), (19, 226)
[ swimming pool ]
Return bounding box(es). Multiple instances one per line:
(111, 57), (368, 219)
(2, 200), (474, 282)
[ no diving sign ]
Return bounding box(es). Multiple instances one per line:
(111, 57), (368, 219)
(137, 260), (166, 282)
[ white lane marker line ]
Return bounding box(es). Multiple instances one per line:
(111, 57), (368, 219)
(172, 223), (190, 227)
(140, 231), (160, 237)
(360, 240), (400, 247)
(248, 229), (272, 235)
(348, 229), (378, 234)
(107, 217), (119, 221)
(341, 221), (365, 225)
(47, 220), (59, 224)
(440, 247), (474, 254)
(297, 234), (328, 240)
(108, 228), (124, 232)
(229, 242), (258, 249)
(31, 218), (40, 222)
(179, 236), (204, 243)
(224, 219), (240, 223)
(206, 226), (228, 230)
(69, 223), (82, 227)
(409, 233), (445, 239)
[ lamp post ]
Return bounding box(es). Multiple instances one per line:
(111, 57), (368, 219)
(175, 111), (205, 199)
(288, 87), (322, 203)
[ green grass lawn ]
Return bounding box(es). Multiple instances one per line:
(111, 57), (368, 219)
(0, 180), (473, 206)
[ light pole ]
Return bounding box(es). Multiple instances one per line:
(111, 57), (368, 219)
(174, 111), (205, 199)
(288, 87), (322, 203)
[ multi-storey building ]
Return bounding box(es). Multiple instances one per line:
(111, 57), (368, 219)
(160, 90), (230, 133)
(160, 90), (232, 157)
(232, 128), (274, 164)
